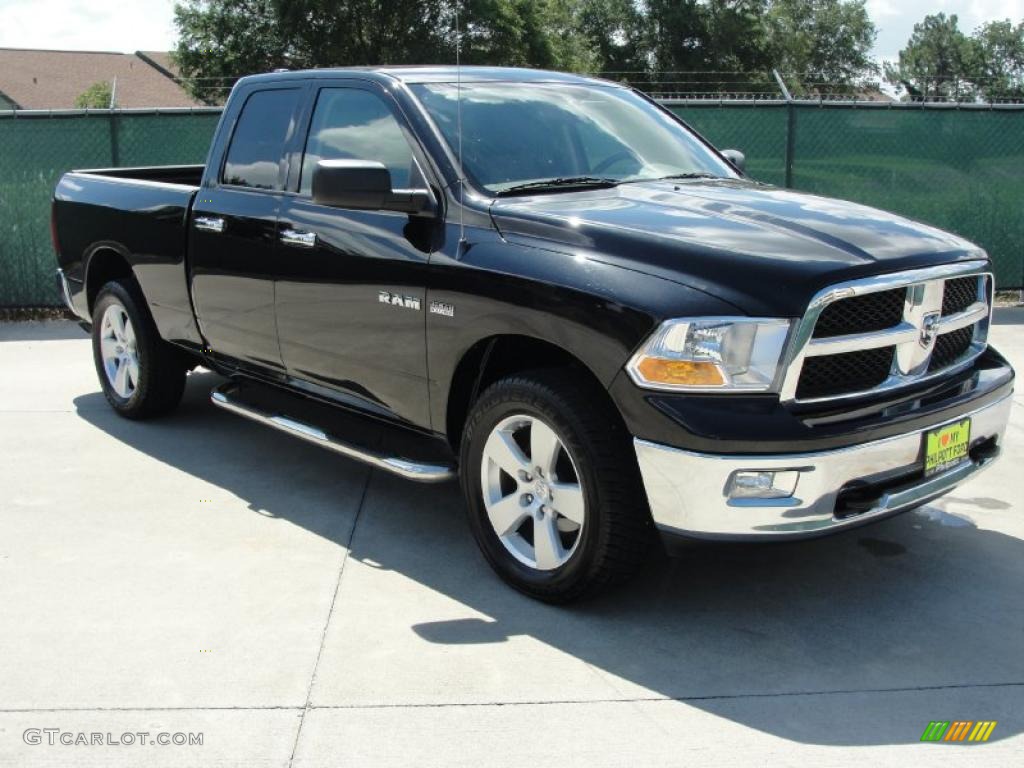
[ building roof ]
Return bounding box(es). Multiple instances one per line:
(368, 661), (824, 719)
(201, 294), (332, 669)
(136, 51), (182, 80)
(0, 48), (202, 109)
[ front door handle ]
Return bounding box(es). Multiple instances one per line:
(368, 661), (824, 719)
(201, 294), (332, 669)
(194, 216), (226, 233)
(280, 229), (317, 248)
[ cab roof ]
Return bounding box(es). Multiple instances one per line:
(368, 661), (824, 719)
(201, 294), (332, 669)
(237, 65), (618, 88)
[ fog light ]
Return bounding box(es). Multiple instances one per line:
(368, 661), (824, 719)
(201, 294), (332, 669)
(727, 470), (799, 500)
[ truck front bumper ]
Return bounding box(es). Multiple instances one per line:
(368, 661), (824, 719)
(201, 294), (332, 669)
(635, 391), (1012, 541)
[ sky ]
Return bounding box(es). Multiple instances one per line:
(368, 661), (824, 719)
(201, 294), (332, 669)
(0, 0), (1021, 68)
(868, 0), (1024, 61)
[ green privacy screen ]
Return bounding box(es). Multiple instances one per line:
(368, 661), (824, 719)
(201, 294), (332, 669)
(0, 111), (221, 307)
(672, 102), (790, 187)
(673, 102), (1024, 289)
(0, 103), (1021, 306)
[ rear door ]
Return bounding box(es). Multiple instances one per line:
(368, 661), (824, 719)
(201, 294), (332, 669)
(273, 82), (440, 427)
(189, 85), (304, 372)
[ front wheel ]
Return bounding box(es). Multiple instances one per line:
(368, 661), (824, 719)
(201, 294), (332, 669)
(91, 280), (187, 419)
(460, 370), (651, 602)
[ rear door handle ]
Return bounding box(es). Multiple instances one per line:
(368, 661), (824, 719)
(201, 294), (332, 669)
(280, 229), (317, 248)
(194, 216), (225, 233)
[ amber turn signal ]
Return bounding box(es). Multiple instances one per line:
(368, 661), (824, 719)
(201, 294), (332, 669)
(634, 357), (725, 386)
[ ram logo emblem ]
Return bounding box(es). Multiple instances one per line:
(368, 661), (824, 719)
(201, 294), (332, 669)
(919, 311), (941, 349)
(378, 291), (421, 311)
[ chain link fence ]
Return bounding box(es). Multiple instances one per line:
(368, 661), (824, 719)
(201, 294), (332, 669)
(1, 101), (1021, 307)
(669, 101), (1024, 289)
(0, 109), (220, 307)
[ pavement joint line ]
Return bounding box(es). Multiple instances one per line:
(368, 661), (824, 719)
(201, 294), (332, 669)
(6, 681), (1023, 714)
(287, 466), (373, 767)
(578, 658), (666, 734)
(297, 680), (1024, 708)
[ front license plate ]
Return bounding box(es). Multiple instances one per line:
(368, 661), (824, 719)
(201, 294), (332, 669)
(924, 418), (971, 477)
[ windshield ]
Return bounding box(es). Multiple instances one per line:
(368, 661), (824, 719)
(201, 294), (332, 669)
(410, 82), (736, 195)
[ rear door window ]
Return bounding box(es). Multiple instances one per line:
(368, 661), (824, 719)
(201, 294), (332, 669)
(222, 88), (301, 190)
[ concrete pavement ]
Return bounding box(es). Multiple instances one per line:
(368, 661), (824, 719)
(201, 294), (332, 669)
(0, 311), (1022, 766)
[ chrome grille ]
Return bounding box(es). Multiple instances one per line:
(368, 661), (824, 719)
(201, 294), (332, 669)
(780, 262), (992, 404)
(941, 276), (979, 316)
(796, 346), (895, 399)
(928, 326), (975, 372)
(813, 288), (906, 338)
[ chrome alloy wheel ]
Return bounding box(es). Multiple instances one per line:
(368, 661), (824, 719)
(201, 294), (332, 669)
(99, 303), (139, 398)
(480, 414), (586, 571)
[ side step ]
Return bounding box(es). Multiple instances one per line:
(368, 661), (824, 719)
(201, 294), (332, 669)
(210, 382), (456, 483)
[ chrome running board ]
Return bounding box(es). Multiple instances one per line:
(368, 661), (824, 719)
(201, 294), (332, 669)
(210, 382), (455, 483)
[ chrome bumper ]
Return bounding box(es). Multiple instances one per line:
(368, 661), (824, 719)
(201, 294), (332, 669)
(55, 268), (89, 322)
(634, 393), (1013, 540)
(55, 268), (76, 313)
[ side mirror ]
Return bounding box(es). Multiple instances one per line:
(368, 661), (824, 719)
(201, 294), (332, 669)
(721, 149), (745, 174)
(312, 159), (433, 216)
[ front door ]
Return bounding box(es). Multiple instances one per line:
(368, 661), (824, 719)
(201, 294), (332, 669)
(274, 84), (439, 427)
(189, 86), (302, 372)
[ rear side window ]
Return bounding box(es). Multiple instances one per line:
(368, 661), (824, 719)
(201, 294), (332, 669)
(300, 88), (417, 196)
(222, 89), (300, 190)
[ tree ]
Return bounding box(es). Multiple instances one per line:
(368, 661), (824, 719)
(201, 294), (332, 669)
(172, 1), (603, 103)
(75, 80), (114, 109)
(972, 20), (1024, 101)
(576, 0), (647, 76)
(173, 1), (294, 103)
(884, 13), (978, 101)
(171, 0), (888, 101)
(457, 0), (598, 69)
(639, 0), (875, 94)
(644, 0), (773, 87)
(765, 0), (877, 93)
(173, 1), (453, 102)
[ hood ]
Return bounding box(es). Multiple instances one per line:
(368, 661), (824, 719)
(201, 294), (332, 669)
(489, 179), (985, 317)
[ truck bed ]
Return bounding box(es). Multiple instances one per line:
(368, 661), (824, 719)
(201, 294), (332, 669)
(53, 165), (205, 346)
(75, 164), (205, 187)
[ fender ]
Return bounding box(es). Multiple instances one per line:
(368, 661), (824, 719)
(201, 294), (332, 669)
(425, 224), (742, 433)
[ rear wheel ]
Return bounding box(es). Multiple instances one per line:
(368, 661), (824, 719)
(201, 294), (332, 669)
(91, 280), (187, 419)
(461, 369), (652, 602)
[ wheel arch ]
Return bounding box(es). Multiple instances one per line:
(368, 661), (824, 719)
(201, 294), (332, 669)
(444, 333), (625, 453)
(84, 244), (135, 314)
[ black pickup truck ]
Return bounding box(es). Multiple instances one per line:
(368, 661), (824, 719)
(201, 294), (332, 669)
(53, 66), (1013, 601)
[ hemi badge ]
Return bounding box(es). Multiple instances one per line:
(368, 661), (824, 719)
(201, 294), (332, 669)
(429, 301), (455, 318)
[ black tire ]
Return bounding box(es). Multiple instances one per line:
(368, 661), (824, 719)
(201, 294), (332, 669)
(460, 368), (652, 602)
(91, 279), (187, 419)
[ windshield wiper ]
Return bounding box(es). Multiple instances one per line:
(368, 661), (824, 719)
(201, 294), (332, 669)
(495, 176), (621, 197)
(655, 172), (723, 181)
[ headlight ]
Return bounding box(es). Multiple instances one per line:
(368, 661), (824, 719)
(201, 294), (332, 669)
(626, 317), (792, 392)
